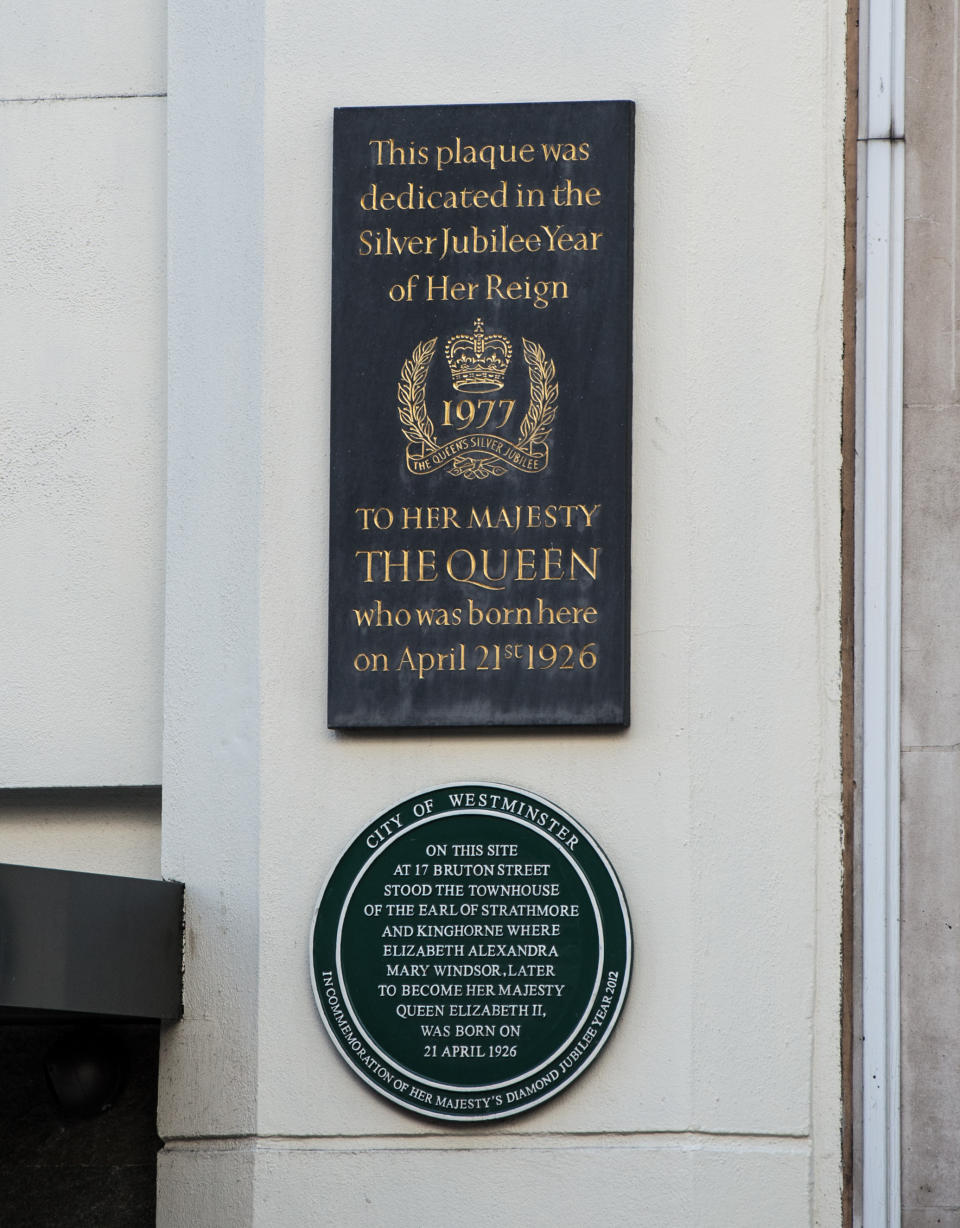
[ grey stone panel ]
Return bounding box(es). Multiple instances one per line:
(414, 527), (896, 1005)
(901, 406), (960, 747)
(904, 0), (959, 410)
(901, 750), (960, 1211)
(901, 0), (960, 1212)
(904, 1211), (960, 1228)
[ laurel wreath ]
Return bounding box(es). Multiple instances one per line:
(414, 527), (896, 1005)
(396, 334), (557, 479)
(396, 338), (438, 454)
(516, 339), (557, 452)
(450, 456), (508, 480)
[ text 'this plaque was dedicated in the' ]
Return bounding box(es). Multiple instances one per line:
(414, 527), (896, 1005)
(328, 101), (634, 727)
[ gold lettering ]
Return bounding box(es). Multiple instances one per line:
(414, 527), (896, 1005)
(469, 507), (494, 529)
(516, 549), (537, 581)
(485, 274), (568, 310)
(543, 548), (564, 580)
(480, 549), (509, 585)
(355, 550), (377, 583)
(427, 274), (479, 302)
(550, 180), (602, 207)
(569, 548), (600, 581)
(368, 138), (429, 167)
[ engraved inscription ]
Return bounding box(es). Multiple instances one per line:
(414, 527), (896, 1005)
(328, 101), (633, 727)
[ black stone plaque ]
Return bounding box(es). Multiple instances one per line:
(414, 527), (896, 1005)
(310, 783), (632, 1121)
(328, 101), (634, 727)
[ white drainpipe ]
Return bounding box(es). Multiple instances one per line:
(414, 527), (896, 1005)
(858, 0), (905, 1221)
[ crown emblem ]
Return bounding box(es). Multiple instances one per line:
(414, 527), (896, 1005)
(444, 319), (512, 392)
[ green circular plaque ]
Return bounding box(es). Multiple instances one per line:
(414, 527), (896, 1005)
(310, 783), (631, 1122)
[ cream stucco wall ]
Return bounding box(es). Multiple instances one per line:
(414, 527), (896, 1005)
(0, 4), (166, 788)
(158, 0), (847, 1224)
(0, 789), (161, 878)
(2, 0), (847, 1222)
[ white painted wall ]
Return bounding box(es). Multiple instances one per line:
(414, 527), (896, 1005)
(0, 790), (161, 878)
(0, 0), (164, 99)
(0, 3), (166, 787)
(160, 1139), (813, 1228)
(160, 0), (846, 1224)
(0, 0), (847, 1220)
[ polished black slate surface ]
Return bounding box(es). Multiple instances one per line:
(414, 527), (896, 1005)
(328, 101), (634, 727)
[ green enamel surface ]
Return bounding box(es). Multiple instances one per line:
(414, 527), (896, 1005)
(312, 784), (630, 1121)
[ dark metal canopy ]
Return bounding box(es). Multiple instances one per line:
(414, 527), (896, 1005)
(0, 863), (183, 1021)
